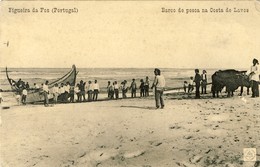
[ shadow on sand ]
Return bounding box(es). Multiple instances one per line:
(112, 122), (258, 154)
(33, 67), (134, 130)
(120, 105), (157, 110)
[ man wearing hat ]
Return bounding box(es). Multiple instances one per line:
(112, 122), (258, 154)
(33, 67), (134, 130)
(247, 58), (259, 97)
(151, 68), (166, 109)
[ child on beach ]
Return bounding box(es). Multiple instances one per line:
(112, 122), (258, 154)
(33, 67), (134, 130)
(144, 76), (150, 96)
(188, 77), (194, 95)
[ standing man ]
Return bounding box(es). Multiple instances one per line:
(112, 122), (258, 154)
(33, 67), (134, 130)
(87, 81), (93, 101)
(194, 69), (202, 99)
(151, 68), (165, 109)
(52, 83), (59, 104)
(21, 87), (27, 105)
(201, 70), (207, 94)
(43, 80), (49, 107)
(247, 58), (259, 97)
(79, 80), (86, 101)
(114, 81), (119, 99)
(144, 76), (150, 96)
(93, 80), (100, 101)
(130, 79), (137, 98)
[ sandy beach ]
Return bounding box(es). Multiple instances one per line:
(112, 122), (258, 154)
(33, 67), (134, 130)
(0, 94), (259, 167)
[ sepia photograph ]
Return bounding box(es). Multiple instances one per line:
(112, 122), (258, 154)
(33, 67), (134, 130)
(0, 1), (260, 166)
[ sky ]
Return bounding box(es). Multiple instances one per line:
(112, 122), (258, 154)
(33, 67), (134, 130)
(0, 1), (260, 69)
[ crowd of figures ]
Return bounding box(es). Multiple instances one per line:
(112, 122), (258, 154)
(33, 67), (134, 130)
(12, 76), (152, 107)
(183, 69), (208, 99)
(106, 77), (150, 99)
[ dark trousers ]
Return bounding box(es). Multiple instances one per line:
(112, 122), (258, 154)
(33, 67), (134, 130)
(131, 89), (136, 98)
(93, 89), (99, 101)
(140, 89), (145, 97)
(81, 91), (86, 101)
(195, 84), (200, 98)
(122, 89), (127, 98)
(21, 95), (26, 104)
(144, 86), (149, 96)
(114, 89), (119, 99)
(201, 80), (207, 94)
(251, 80), (259, 97)
(69, 92), (74, 102)
(110, 91), (114, 99)
(155, 89), (164, 108)
(43, 92), (49, 105)
(88, 90), (93, 101)
(77, 93), (82, 102)
(64, 92), (69, 103)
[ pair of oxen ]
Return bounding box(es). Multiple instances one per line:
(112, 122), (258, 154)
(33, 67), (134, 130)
(211, 69), (252, 97)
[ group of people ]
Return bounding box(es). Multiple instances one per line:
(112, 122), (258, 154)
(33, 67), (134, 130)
(9, 58), (259, 109)
(183, 69), (207, 98)
(74, 80), (100, 102)
(106, 77), (150, 100)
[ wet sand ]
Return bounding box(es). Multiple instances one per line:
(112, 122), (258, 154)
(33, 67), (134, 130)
(0, 94), (260, 167)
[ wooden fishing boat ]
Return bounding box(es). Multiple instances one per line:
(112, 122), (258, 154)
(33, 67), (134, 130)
(6, 65), (77, 103)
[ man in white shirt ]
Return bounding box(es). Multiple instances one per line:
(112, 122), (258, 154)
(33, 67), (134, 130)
(52, 83), (59, 104)
(43, 80), (49, 106)
(86, 81), (93, 101)
(247, 58), (259, 97)
(114, 81), (119, 99)
(64, 82), (70, 103)
(59, 83), (65, 102)
(201, 70), (207, 94)
(151, 68), (166, 109)
(21, 88), (28, 105)
(93, 80), (100, 101)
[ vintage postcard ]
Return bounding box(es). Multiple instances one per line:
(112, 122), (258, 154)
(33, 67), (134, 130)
(0, 0), (259, 167)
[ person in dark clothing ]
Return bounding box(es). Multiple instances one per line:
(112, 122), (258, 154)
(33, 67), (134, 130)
(79, 80), (86, 101)
(194, 69), (202, 99)
(144, 76), (150, 96)
(130, 79), (137, 98)
(140, 79), (145, 97)
(25, 82), (30, 89)
(107, 81), (111, 98)
(114, 81), (119, 99)
(69, 84), (75, 103)
(122, 80), (128, 98)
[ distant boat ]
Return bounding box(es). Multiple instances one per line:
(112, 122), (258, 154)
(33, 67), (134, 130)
(6, 65), (77, 103)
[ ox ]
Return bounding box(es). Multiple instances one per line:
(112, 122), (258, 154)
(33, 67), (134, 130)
(211, 70), (250, 97)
